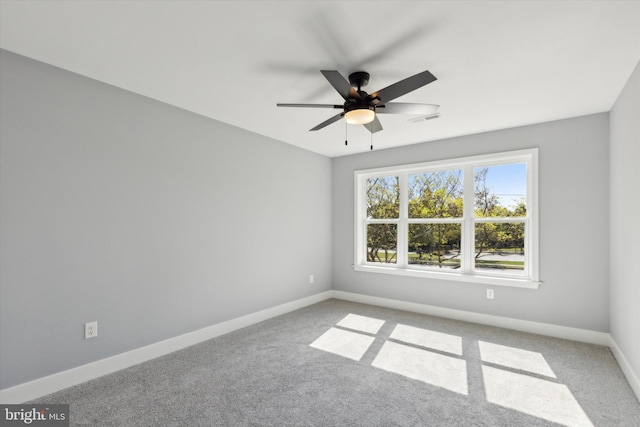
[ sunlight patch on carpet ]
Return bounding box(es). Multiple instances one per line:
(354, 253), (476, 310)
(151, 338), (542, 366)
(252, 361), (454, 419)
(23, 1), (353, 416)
(310, 327), (375, 361)
(390, 324), (462, 355)
(482, 365), (593, 427)
(372, 341), (468, 395)
(336, 313), (385, 334)
(479, 341), (556, 378)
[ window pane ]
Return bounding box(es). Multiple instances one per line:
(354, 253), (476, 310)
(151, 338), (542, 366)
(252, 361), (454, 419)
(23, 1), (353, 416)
(408, 170), (463, 218)
(367, 224), (397, 264)
(474, 163), (526, 218)
(367, 176), (400, 219)
(474, 222), (525, 273)
(408, 224), (461, 269)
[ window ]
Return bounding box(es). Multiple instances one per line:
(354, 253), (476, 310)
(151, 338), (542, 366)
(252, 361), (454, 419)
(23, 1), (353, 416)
(354, 149), (539, 288)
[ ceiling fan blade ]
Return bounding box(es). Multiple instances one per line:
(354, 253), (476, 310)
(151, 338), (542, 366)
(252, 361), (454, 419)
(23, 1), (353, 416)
(277, 103), (342, 109)
(376, 102), (439, 115)
(310, 113), (344, 131)
(364, 115), (383, 134)
(368, 70), (437, 104)
(321, 70), (361, 100)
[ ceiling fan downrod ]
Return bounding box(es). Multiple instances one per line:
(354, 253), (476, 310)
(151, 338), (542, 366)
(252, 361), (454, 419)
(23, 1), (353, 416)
(349, 71), (370, 92)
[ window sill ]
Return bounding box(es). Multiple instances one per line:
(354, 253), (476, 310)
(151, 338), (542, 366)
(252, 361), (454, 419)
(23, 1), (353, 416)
(353, 264), (540, 289)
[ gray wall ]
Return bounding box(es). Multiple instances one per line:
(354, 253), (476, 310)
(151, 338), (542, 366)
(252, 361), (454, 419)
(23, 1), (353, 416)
(610, 61), (640, 377)
(0, 50), (332, 389)
(332, 113), (610, 332)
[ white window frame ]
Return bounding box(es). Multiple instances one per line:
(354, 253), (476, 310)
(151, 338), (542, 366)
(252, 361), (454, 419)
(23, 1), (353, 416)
(354, 148), (539, 289)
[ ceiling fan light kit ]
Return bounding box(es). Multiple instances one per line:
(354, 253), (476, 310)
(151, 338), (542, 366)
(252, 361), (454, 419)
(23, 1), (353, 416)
(344, 107), (375, 125)
(277, 69), (439, 142)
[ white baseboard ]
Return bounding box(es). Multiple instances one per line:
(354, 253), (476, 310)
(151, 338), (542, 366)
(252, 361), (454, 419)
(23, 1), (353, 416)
(608, 335), (640, 402)
(332, 291), (611, 346)
(0, 290), (334, 404)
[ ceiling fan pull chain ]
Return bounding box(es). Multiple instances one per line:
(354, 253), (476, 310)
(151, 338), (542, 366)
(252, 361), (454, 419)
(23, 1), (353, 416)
(345, 121), (348, 146)
(370, 121), (374, 150)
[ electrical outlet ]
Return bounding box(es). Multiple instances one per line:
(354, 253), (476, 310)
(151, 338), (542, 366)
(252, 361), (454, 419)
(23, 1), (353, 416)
(486, 289), (495, 299)
(85, 321), (98, 339)
(309, 274), (314, 284)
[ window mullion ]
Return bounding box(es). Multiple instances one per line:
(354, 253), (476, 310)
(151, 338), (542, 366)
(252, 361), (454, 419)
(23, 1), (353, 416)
(397, 172), (408, 267)
(474, 217), (526, 223)
(463, 164), (475, 274)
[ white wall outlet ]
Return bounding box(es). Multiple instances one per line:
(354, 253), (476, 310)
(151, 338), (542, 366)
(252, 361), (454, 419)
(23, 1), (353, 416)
(486, 289), (495, 299)
(309, 274), (314, 284)
(85, 321), (98, 339)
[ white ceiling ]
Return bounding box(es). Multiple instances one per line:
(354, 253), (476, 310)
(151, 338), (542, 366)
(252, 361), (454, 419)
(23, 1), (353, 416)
(1, 1), (639, 157)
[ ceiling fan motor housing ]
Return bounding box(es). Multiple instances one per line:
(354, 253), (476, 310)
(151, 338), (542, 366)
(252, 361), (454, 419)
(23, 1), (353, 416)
(346, 71), (376, 115)
(344, 103), (374, 114)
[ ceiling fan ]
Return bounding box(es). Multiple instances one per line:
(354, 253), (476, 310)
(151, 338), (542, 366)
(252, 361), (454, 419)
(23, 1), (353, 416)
(277, 69), (439, 133)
